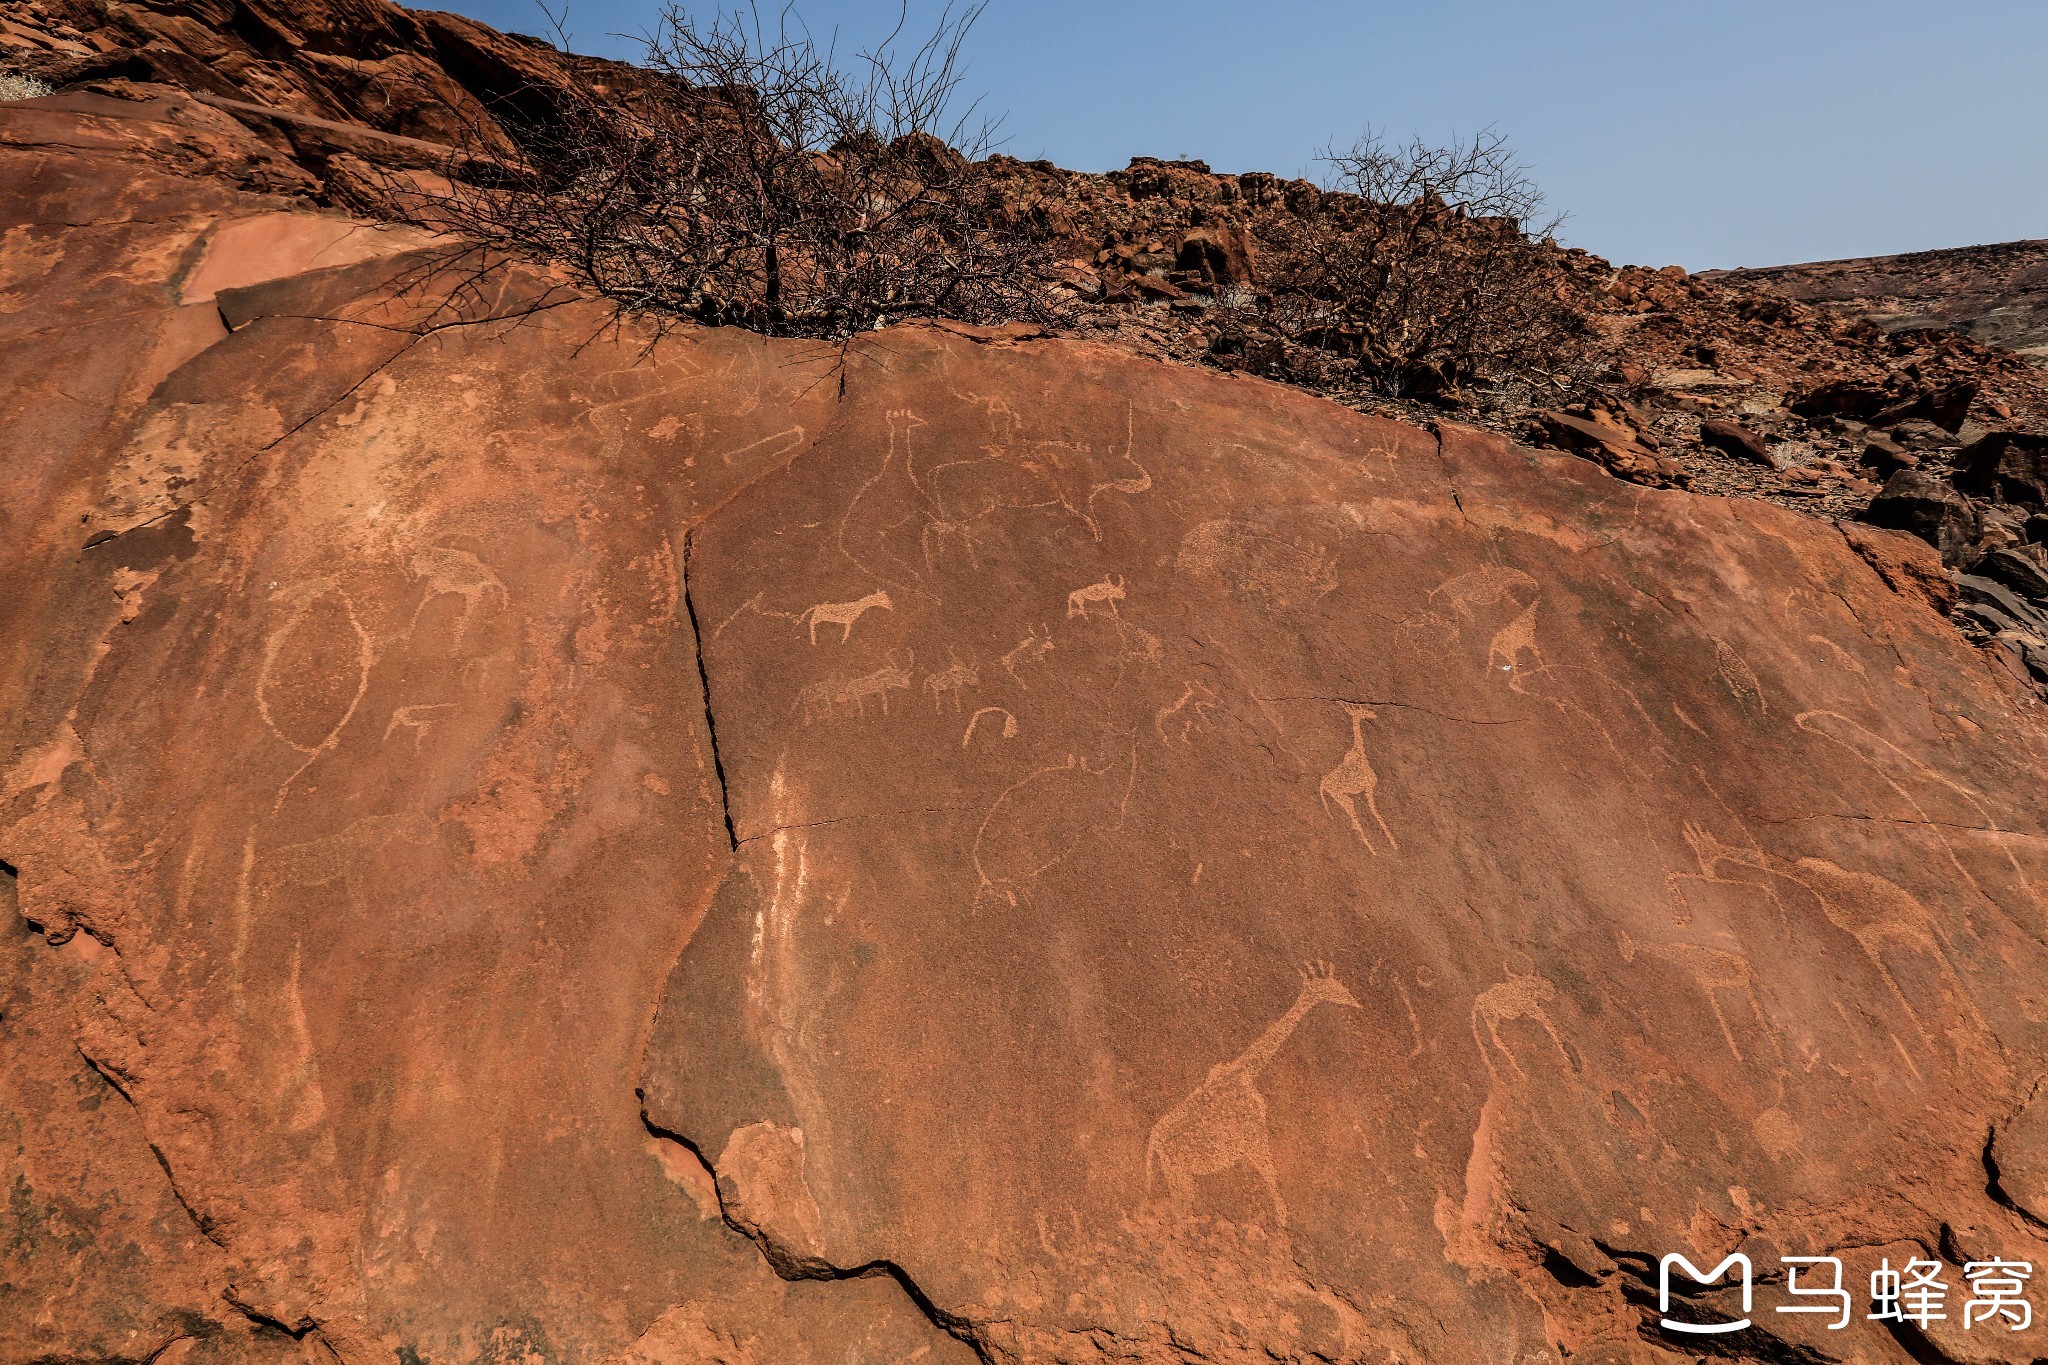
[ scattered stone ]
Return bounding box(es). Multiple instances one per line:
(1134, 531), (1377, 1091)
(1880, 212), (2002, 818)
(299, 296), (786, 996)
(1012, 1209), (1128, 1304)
(1862, 468), (1982, 565)
(1533, 408), (1687, 486)
(1980, 546), (2048, 604)
(1698, 416), (1775, 465)
(1860, 431), (1917, 475)
(1955, 430), (2048, 509)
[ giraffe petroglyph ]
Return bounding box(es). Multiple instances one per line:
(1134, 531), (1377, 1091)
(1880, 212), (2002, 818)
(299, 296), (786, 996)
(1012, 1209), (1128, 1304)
(1145, 961), (1361, 1226)
(1318, 703), (1397, 854)
(1470, 972), (1570, 1081)
(798, 589), (893, 644)
(1615, 930), (1777, 1064)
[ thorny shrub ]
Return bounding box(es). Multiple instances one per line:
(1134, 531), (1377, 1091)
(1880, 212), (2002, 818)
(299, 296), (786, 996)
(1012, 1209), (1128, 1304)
(392, 2), (1067, 341)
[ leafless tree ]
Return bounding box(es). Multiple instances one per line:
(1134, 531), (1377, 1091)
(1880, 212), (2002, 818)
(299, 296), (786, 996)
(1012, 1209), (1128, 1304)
(1259, 127), (1592, 400)
(386, 2), (1065, 340)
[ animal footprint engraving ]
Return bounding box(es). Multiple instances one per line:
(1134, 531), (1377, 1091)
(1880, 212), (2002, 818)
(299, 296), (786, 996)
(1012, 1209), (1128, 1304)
(1144, 961), (1361, 1226)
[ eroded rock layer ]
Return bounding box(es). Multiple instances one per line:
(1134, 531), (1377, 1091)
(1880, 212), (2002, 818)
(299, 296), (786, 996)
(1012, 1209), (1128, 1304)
(6, 92), (2048, 1365)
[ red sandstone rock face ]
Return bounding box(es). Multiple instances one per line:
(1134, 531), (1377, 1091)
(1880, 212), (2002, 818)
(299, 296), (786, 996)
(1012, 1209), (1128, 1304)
(7, 94), (2048, 1365)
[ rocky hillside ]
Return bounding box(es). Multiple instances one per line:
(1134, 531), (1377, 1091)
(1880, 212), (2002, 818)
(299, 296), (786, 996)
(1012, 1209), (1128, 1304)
(1714, 238), (2048, 359)
(5, 5), (2048, 1365)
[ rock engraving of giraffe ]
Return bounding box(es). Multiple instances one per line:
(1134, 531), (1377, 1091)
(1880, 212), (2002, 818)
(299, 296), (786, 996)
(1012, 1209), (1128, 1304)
(798, 589), (893, 644)
(1145, 962), (1361, 1226)
(1318, 703), (1397, 855)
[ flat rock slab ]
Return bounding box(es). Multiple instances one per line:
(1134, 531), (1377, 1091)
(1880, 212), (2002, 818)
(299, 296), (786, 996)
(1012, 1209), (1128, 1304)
(644, 332), (2048, 1361)
(7, 95), (2048, 1365)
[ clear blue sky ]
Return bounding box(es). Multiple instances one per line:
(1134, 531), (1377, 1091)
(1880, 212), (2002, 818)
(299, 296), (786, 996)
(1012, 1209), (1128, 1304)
(426, 0), (2047, 271)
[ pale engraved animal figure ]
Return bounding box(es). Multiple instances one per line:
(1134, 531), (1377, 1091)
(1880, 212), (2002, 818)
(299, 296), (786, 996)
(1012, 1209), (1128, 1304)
(381, 703), (455, 752)
(1470, 972), (1570, 1080)
(1066, 574), (1127, 620)
(1487, 599), (1543, 681)
(924, 653), (979, 712)
(1615, 930), (1776, 1064)
(1000, 624), (1056, 687)
(798, 589), (893, 644)
(1429, 565), (1539, 620)
(409, 546), (507, 637)
(1154, 682), (1219, 745)
(797, 655), (913, 723)
(841, 654), (912, 717)
(1145, 962), (1361, 1226)
(1318, 703), (1398, 855)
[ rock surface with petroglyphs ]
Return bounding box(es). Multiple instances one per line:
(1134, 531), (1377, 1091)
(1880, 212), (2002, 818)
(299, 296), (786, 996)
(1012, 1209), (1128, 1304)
(8, 77), (2048, 1365)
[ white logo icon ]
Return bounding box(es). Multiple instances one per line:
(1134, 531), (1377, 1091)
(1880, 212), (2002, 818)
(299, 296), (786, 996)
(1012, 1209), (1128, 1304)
(1660, 1253), (1753, 1335)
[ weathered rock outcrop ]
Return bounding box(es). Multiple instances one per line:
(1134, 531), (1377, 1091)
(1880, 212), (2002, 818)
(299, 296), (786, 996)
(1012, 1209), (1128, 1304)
(7, 77), (2048, 1365)
(1716, 239), (2048, 359)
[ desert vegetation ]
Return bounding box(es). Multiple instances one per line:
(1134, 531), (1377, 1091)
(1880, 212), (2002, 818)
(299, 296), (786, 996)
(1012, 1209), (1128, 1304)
(1256, 128), (1593, 401)
(0, 70), (53, 101)
(394, 2), (1588, 399)
(397, 2), (1066, 340)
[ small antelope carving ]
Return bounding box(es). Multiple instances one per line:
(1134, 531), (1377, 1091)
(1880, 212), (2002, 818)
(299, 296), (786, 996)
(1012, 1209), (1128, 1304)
(798, 590), (893, 644)
(1066, 574), (1127, 620)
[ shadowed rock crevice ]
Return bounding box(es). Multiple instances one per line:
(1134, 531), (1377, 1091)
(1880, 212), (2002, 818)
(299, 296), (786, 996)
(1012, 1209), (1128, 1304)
(682, 529), (739, 851)
(638, 1108), (993, 1362)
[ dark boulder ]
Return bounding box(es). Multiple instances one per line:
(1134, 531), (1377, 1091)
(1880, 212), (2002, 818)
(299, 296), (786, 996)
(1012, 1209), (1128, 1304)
(1862, 468), (1982, 565)
(1955, 430), (2048, 509)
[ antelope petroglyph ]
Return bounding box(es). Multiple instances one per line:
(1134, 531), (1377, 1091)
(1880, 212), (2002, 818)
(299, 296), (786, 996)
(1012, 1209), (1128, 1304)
(1001, 624), (1056, 687)
(1066, 574), (1127, 620)
(798, 589), (893, 644)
